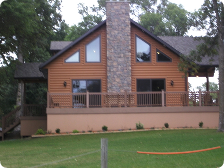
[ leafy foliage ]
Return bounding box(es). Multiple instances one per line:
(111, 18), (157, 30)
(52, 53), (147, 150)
(136, 122), (144, 129)
(0, 60), (18, 118)
(35, 129), (46, 135)
(0, 0), (64, 118)
(196, 82), (219, 91)
(199, 121), (204, 128)
(0, 0), (63, 63)
(102, 125), (108, 131)
(72, 130), (79, 133)
(55, 128), (60, 133)
(140, 2), (190, 36)
(164, 123), (169, 128)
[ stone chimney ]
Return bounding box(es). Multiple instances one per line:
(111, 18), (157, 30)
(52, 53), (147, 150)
(106, 0), (131, 92)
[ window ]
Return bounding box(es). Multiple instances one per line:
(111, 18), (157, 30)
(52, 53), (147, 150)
(72, 80), (101, 93)
(65, 50), (80, 63)
(137, 79), (165, 92)
(86, 36), (100, 62)
(156, 49), (172, 62)
(72, 79), (101, 108)
(136, 36), (151, 62)
(137, 79), (165, 106)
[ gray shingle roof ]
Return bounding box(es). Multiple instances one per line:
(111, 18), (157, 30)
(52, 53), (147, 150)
(14, 63), (47, 79)
(158, 36), (219, 66)
(50, 41), (72, 50)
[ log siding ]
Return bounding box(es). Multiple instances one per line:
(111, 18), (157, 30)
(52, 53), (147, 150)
(45, 25), (107, 93)
(131, 24), (186, 92)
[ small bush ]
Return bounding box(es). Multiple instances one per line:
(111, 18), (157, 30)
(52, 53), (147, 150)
(72, 130), (79, 133)
(136, 122), (144, 129)
(35, 129), (45, 135)
(102, 125), (108, 131)
(164, 123), (169, 128)
(55, 128), (60, 133)
(199, 121), (203, 128)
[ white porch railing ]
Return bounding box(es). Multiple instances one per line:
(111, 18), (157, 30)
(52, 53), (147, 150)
(47, 91), (219, 108)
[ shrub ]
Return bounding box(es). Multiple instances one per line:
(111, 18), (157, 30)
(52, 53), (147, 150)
(102, 125), (108, 131)
(164, 123), (169, 128)
(136, 122), (144, 129)
(199, 121), (203, 128)
(72, 130), (79, 133)
(55, 128), (60, 133)
(35, 129), (45, 135)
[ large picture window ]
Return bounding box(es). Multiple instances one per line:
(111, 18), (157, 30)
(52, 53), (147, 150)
(86, 36), (101, 62)
(136, 36), (151, 62)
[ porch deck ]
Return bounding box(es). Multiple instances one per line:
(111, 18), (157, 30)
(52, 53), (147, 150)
(47, 91), (219, 108)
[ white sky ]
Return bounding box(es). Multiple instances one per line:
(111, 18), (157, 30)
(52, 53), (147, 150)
(61, 0), (219, 90)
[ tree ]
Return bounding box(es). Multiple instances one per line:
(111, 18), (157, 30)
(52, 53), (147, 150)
(184, 0), (224, 131)
(140, 2), (190, 36)
(0, 0), (62, 63)
(65, 3), (103, 41)
(0, 59), (18, 120)
(0, 0), (63, 114)
(196, 82), (219, 91)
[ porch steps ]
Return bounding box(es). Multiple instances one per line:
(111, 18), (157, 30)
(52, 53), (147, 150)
(3, 120), (20, 134)
(0, 106), (21, 141)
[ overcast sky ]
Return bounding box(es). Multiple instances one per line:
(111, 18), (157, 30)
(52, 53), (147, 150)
(61, 0), (218, 89)
(61, 0), (205, 26)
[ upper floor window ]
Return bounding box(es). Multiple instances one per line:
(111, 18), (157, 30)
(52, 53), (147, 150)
(156, 49), (172, 62)
(136, 36), (151, 62)
(86, 36), (101, 62)
(65, 50), (80, 63)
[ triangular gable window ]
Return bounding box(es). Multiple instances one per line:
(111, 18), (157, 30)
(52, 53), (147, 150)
(65, 50), (80, 63)
(156, 49), (172, 62)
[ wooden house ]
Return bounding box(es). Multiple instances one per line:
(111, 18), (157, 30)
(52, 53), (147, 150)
(0, 0), (219, 139)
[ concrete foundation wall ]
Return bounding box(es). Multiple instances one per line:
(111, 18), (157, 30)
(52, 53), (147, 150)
(20, 116), (47, 136)
(47, 107), (219, 133)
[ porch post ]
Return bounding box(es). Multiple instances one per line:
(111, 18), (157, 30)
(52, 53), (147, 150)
(206, 70), (210, 91)
(21, 80), (25, 117)
(162, 90), (165, 107)
(86, 91), (89, 108)
(199, 90), (202, 106)
(47, 92), (49, 108)
(124, 90), (127, 107)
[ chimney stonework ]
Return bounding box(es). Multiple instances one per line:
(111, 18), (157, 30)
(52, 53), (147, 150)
(106, 0), (131, 92)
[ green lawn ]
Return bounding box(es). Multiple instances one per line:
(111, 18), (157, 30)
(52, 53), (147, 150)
(0, 129), (224, 168)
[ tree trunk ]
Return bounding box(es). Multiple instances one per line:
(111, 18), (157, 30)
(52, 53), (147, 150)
(16, 43), (24, 116)
(218, 39), (224, 132)
(213, 0), (224, 131)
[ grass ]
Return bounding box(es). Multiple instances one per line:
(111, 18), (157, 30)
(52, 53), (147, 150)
(0, 129), (224, 168)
